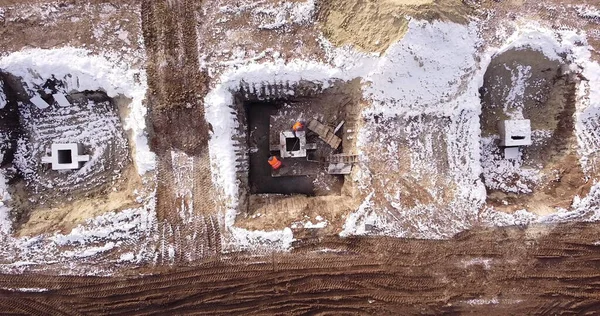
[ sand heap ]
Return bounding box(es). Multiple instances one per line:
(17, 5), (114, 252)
(317, 0), (472, 53)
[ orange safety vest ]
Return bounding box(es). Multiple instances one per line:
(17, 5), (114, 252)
(292, 121), (304, 132)
(268, 156), (282, 170)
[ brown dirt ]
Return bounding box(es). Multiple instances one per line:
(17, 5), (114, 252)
(0, 0), (145, 66)
(360, 114), (456, 210)
(15, 165), (142, 237)
(316, 0), (473, 53)
(2, 222), (600, 314)
(236, 195), (358, 235)
(195, 0), (325, 68)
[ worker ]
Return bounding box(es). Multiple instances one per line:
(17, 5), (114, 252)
(268, 156), (282, 170)
(292, 121), (305, 132)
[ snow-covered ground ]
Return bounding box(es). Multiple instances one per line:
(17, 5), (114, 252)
(205, 17), (600, 246)
(0, 1), (599, 273)
(0, 48), (158, 274)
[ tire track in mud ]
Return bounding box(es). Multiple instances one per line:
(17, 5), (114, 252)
(2, 223), (600, 314)
(141, 0), (220, 263)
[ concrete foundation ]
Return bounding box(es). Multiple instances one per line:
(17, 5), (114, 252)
(503, 146), (520, 160)
(41, 143), (90, 170)
(498, 119), (532, 147)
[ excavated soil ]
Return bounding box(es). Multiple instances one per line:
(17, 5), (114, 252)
(316, 0), (473, 53)
(141, 0), (222, 261)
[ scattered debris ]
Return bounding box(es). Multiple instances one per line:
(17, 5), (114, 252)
(327, 162), (352, 175)
(333, 120), (345, 134)
(29, 95), (50, 109)
(52, 93), (70, 107)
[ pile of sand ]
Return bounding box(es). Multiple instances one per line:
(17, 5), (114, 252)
(317, 0), (472, 53)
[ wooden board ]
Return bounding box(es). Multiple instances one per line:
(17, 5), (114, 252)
(307, 119), (341, 149)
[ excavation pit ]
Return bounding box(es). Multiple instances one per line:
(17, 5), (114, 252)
(230, 79), (363, 230)
(285, 137), (300, 152)
(57, 150), (72, 164)
(0, 72), (138, 234)
(479, 48), (591, 213)
(246, 100), (342, 196)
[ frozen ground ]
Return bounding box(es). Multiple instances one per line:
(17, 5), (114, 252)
(0, 0), (598, 274)
(205, 16), (600, 243)
(0, 47), (158, 274)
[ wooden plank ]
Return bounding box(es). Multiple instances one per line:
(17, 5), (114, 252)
(329, 154), (359, 164)
(327, 162), (352, 174)
(307, 119), (341, 149)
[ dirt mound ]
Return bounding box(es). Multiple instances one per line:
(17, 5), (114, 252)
(236, 195), (359, 234)
(317, 0), (472, 53)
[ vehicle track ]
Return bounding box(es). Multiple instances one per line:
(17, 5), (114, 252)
(1, 222), (600, 314)
(141, 0), (220, 263)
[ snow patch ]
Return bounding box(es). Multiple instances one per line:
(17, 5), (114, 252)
(2, 287), (48, 292)
(0, 80), (7, 109)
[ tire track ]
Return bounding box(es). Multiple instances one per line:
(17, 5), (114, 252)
(141, 0), (219, 264)
(2, 223), (600, 314)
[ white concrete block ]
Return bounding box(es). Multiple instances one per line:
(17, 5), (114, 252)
(503, 146), (520, 160)
(30, 95), (50, 109)
(53, 93), (71, 107)
(42, 143), (90, 170)
(280, 131), (307, 158)
(498, 119), (532, 147)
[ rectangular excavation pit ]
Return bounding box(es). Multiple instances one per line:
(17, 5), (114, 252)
(229, 80), (363, 219)
(246, 100), (320, 196)
(233, 81), (363, 207)
(285, 137), (300, 152)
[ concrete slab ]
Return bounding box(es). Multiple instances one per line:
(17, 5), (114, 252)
(30, 95), (50, 109)
(503, 146), (520, 159)
(42, 143), (90, 170)
(498, 119), (532, 147)
(53, 93), (71, 107)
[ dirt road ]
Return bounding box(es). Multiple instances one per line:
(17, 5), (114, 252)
(1, 222), (600, 314)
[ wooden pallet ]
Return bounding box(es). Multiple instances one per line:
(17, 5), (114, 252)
(307, 119), (341, 149)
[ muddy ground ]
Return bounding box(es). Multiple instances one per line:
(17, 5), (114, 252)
(2, 222), (600, 314)
(142, 0), (222, 261)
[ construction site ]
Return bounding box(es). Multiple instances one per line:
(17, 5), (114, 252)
(0, 0), (600, 314)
